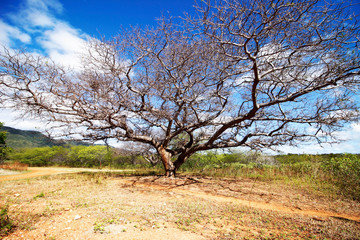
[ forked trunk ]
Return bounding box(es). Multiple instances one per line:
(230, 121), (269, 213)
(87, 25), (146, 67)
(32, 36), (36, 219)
(174, 154), (188, 172)
(158, 147), (175, 177)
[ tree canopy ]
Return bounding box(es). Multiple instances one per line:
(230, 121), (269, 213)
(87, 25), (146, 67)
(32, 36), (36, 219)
(1, 0), (359, 175)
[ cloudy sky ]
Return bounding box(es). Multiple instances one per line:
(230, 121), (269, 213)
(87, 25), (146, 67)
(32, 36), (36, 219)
(0, 0), (360, 154)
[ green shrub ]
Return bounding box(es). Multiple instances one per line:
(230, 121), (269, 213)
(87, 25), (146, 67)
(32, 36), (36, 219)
(321, 155), (360, 200)
(66, 145), (113, 167)
(9, 146), (66, 166)
(33, 192), (45, 200)
(0, 122), (10, 163)
(285, 161), (321, 177)
(7, 145), (116, 168)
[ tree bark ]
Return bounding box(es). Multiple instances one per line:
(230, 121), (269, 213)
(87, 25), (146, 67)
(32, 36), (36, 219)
(174, 154), (189, 174)
(158, 147), (175, 177)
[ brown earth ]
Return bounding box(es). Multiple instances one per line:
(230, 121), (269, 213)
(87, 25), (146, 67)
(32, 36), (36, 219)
(0, 168), (359, 239)
(125, 176), (360, 222)
(0, 167), (76, 181)
(0, 167), (132, 181)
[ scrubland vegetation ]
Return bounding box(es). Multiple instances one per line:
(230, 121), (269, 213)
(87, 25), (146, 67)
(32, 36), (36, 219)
(183, 152), (360, 201)
(2, 146), (360, 201)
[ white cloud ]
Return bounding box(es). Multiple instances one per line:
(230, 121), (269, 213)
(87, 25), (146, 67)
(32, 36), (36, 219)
(0, 0), (89, 67)
(0, 20), (31, 47)
(29, 11), (56, 27)
(275, 123), (360, 154)
(26, 0), (63, 14)
(38, 23), (88, 67)
(7, 0), (61, 32)
(0, 109), (46, 131)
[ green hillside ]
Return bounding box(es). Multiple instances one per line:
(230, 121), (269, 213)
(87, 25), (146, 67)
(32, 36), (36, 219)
(1, 126), (90, 149)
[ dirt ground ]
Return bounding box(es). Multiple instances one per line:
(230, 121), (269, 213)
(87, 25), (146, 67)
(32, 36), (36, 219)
(0, 168), (359, 239)
(0, 167), (132, 182)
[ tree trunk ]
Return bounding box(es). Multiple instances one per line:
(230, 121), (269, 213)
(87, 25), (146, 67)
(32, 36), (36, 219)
(158, 147), (175, 177)
(174, 154), (189, 174)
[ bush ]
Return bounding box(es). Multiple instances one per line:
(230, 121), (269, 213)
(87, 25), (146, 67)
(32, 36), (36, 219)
(9, 146), (66, 166)
(7, 145), (116, 168)
(181, 151), (276, 172)
(285, 161), (321, 177)
(321, 155), (360, 200)
(6, 144), (152, 168)
(66, 145), (112, 167)
(0, 122), (9, 163)
(0, 161), (28, 171)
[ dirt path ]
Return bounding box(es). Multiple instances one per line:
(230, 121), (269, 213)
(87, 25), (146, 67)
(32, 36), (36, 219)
(0, 167), (74, 181)
(0, 167), (132, 181)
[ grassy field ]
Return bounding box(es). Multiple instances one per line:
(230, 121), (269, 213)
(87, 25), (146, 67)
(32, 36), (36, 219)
(0, 170), (359, 239)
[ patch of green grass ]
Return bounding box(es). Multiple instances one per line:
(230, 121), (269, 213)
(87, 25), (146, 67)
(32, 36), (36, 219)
(33, 192), (45, 200)
(0, 205), (14, 237)
(93, 222), (106, 234)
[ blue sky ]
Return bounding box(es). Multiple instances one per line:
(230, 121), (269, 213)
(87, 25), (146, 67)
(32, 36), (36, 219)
(1, 0), (360, 154)
(0, 0), (197, 38)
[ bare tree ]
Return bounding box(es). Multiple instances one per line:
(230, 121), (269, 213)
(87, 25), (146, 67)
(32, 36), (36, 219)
(0, 0), (359, 176)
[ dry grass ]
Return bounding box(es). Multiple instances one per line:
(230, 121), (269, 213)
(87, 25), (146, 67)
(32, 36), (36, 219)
(0, 172), (359, 239)
(0, 162), (28, 171)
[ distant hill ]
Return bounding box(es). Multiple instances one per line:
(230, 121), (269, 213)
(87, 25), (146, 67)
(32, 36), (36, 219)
(0, 126), (90, 149)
